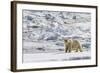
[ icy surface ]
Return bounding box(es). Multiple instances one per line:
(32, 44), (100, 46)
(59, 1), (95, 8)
(22, 10), (91, 63)
(23, 51), (91, 63)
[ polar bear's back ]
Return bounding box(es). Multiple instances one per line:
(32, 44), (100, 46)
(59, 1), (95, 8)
(72, 40), (81, 49)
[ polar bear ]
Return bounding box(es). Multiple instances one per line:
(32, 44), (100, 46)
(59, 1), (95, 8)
(64, 39), (83, 53)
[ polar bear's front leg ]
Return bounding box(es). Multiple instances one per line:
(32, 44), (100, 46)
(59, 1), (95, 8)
(67, 40), (72, 53)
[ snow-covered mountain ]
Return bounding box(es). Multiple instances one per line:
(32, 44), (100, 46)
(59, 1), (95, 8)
(22, 10), (91, 41)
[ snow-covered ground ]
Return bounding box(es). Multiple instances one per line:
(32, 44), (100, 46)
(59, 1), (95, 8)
(23, 51), (91, 63)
